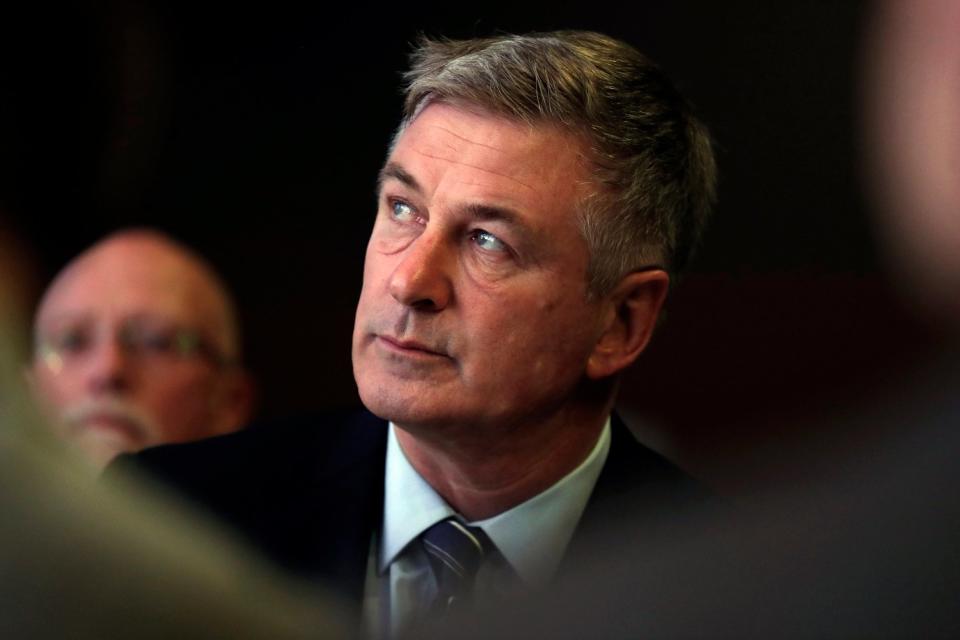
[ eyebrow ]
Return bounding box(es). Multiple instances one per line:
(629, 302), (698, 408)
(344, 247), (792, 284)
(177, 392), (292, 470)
(378, 162), (422, 194)
(37, 312), (92, 331)
(461, 203), (522, 227)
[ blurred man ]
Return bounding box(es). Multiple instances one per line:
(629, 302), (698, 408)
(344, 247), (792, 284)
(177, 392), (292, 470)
(116, 31), (716, 636)
(0, 218), (349, 639)
(30, 229), (253, 469)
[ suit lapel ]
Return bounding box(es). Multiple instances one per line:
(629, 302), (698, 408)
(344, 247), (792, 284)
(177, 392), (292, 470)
(286, 411), (388, 602)
(219, 411), (388, 605)
(561, 412), (703, 576)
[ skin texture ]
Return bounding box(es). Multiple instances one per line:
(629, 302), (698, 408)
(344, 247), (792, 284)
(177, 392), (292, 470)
(29, 231), (252, 470)
(352, 103), (668, 519)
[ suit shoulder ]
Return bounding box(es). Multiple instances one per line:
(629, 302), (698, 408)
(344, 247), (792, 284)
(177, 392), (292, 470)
(105, 409), (387, 498)
(599, 414), (712, 506)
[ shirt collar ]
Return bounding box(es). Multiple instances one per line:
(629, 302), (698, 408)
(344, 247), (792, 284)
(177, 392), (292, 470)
(380, 418), (611, 586)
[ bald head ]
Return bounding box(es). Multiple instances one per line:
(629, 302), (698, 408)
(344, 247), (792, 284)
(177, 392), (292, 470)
(30, 229), (252, 470)
(36, 230), (241, 362)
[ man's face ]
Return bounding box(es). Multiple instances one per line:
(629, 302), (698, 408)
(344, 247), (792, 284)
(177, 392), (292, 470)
(30, 238), (241, 469)
(353, 102), (607, 435)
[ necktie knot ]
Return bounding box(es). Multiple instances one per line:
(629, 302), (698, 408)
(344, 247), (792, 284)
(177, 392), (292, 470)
(420, 518), (489, 611)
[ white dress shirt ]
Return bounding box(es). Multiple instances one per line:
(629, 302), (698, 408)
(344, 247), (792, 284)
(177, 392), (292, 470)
(363, 419), (611, 637)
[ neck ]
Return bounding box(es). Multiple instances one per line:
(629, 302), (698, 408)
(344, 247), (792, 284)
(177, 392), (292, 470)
(394, 395), (614, 521)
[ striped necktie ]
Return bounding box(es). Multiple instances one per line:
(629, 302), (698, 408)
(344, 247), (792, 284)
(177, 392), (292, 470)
(420, 518), (489, 614)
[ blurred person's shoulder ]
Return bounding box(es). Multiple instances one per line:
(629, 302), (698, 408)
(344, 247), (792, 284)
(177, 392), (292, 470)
(111, 408), (385, 475)
(596, 413), (715, 511)
(104, 408), (389, 580)
(104, 407), (389, 517)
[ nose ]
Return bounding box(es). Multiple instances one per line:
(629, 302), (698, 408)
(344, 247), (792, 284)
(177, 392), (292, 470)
(387, 231), (453, 311)
(84, 336), (133, 395)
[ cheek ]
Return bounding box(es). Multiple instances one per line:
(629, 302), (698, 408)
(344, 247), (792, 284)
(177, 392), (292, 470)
(472, 294), (595, 379)
(368, 215), (417, 257)
(141, 375), (225, 440)
(544, 297), (599, 361)
(354, 265), (383, 332)
(143, 372), (218, 414)
(359, 241), (395, 299)
(31, 366), (75, 406)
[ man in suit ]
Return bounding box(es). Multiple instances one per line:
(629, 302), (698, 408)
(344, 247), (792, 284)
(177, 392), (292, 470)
(115, 30), (716, 637)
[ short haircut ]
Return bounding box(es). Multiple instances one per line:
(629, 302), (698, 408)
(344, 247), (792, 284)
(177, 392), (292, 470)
(400, 31), (717, 295)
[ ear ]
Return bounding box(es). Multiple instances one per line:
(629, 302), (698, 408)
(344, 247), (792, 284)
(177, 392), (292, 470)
(211, 369), (257, 434)
(586, 269), (670, 380)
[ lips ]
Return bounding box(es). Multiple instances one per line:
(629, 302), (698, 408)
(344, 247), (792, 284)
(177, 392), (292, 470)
(376, 334), (448, 358)
(72, 412), (145, 441)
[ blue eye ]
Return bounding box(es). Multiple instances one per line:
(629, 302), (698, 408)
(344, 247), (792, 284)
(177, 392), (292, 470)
(471, 230), (507, 252)
(391, 199), (416, 222)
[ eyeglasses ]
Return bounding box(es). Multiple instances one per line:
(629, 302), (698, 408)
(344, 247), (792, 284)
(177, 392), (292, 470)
(36, 317), (231, 372)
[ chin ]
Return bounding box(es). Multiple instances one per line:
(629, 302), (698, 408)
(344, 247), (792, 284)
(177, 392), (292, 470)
(357, 380), (451, 432)
(355, 374), (397, 420)
(357, 381), (415, 425)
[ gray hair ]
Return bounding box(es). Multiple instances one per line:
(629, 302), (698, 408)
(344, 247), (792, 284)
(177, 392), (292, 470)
(400, 30), (717, 295)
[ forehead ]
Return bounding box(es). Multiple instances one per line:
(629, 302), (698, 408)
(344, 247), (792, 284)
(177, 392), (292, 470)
(387, 102), (591, 214)
(37, 240), (218, 328)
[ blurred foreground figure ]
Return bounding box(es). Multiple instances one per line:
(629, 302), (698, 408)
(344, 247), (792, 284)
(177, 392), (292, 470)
(29, 229), (253, 470)
(864, 0), (960, 326)
(114, 30), (716, 638)
(0, 222), (350, 639)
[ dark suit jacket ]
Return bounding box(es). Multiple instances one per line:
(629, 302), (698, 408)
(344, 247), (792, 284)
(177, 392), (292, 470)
(108, 409), (703, 612)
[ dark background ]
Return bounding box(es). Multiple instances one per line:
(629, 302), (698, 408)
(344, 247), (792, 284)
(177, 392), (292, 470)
(0, 1), (939, 492)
